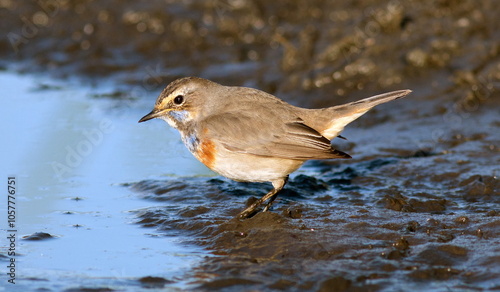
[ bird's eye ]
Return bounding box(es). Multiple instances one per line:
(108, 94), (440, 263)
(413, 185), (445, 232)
(173, 95), (184, 105)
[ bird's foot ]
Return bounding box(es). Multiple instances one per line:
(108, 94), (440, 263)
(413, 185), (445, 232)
(238, 202), (261, 219)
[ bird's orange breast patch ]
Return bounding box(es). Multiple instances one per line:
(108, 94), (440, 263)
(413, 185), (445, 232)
(197, 139), (216, 169)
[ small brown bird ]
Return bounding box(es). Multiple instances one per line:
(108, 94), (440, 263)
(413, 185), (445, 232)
(139, 77), (411, 218)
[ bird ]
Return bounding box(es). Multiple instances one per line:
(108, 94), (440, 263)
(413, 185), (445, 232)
(139, 77), (411, 219)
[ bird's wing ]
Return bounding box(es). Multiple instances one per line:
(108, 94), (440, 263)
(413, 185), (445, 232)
(200, 111), (351, 160)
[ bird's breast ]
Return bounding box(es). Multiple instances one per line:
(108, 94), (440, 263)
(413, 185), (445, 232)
(181, 132), (217, 170)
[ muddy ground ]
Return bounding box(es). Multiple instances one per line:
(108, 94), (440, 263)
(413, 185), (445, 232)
(2, 0), (499, 291)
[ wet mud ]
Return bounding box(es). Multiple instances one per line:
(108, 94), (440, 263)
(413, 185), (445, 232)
(130, 147), (499, 290)
(2, 0), (499, 291)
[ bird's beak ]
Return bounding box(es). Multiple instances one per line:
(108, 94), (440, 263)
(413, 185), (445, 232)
(138, 109), (161, 123)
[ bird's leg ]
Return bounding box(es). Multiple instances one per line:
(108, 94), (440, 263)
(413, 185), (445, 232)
(238, 177), (288, 219)
(262, 176), (289, 212)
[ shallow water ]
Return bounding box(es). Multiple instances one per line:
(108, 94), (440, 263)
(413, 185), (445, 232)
(0, 71), (213, 291)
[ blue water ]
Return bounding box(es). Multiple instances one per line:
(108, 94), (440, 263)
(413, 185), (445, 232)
(0, 71), (214, 291)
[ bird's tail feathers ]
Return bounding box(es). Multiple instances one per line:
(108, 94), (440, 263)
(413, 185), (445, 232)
(319, 90), (411, 139)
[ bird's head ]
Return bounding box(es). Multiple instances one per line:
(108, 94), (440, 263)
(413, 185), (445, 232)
(138, 77), (218, 129)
